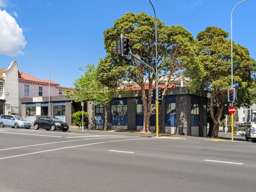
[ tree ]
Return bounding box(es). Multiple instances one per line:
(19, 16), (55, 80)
(98, 12), (193, 133)
(66, 65), (114, 130)
(186, 26), (255, 137)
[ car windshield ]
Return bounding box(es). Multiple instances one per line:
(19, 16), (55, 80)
(15, 116), (24, 121)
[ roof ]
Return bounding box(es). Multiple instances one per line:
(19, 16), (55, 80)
(0, 68), (5, 80)
(18, 72), (59, 86)
(119, 82), (176, 91)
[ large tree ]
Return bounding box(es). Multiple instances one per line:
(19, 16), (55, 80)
(98, 12), (193, 133)
(186, 26), (256, 137)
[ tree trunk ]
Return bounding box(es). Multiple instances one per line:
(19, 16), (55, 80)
(142, 89), (149, 132)
(209, 92), (224, 138)
(103, 104), (108, 131)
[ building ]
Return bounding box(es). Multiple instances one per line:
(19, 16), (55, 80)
(0, 61), (74, 125)
(94, 82), (208, 137)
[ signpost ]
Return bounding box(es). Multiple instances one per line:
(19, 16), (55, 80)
(228, 106), (236, 141)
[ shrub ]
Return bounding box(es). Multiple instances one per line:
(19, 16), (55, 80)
(72, 111), (88, 127)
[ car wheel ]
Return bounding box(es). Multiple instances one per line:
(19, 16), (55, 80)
(0, 123), (4, 128)
(50, 125), (56, 131)
(62, 128), (69, 132)
(34, 124), (39, 130)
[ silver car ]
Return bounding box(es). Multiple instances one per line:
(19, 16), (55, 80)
(0, 115), (31, 129)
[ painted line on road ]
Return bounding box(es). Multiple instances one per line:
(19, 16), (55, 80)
(0, 137), (114, 151)
(0, 137), (146, 161)
(108, 149), (135, 154)
(156, 136), (186, 140)
(204, 159), (244, 166)
(0, 131), (63, 138)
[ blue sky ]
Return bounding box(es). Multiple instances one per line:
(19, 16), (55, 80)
(0, 0), (255, 87)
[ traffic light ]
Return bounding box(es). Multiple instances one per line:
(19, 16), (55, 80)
(228, 88), (236, 103)
(116, 34), (130, 56)
(122, 37), (130, 56)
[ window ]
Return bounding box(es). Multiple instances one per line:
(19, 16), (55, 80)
(0, 81), (4, 96)
(26, 105), (36, 116)
(53, 104), (65, 116)
(24, 85), (30, 96)
(38, 86), (43, 96)
(191, 104), (200, 126)
(59, 89), (63, 95)
(111, 104), (128, 126)
(166, 103), (176, 127)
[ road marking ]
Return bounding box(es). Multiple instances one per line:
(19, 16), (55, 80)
(0, 137), (146, 160)
(204, 159), (244, 166)
(156, 136), (186, 140)
(0, 131), (63, 138)
(108, 149), (135, 154)
(0, 137), (111, 151)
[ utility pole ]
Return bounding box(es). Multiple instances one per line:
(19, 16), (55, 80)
(230, 0), (247, 141)
(149, 0), (159, 137)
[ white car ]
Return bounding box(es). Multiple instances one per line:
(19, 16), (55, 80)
(245, 122), (256, 141)
(0, 115), (31, 129)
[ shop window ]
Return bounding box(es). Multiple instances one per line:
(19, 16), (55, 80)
(191, 104), (200, 126)
(53, 104), (65, 116)
(165, 103), (176, 127)
(111, 104), (128, 126)
(26, 105), (36, 116)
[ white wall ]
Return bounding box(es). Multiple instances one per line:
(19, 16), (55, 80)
(3, 61), (19, 114)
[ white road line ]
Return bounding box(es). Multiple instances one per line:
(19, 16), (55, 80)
(0, 137), (110, 151)
(204, 159), (244, 166)
(66, 135), (103, 139)
(0, 138), (145, 161)
(108, 149), (135, 154)
(0, 131), (62, 138)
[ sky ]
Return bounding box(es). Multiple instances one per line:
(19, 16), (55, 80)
(0, 0), (255, 87)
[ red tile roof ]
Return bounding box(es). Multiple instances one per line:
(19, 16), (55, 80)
(18, 72), (59, 86)
(119, 83), (176, 91)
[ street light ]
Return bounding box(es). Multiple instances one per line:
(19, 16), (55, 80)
(148, 0), (160, 137)
(230, 0), (248, 141)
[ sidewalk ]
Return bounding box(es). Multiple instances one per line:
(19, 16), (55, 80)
(218, 132), (245, 141)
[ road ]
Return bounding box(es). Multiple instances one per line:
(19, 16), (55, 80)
(0, 127), (255, 192)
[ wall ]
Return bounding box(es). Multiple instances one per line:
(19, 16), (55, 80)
(4, 61), (19, 114)
(19, 82), (60, 98)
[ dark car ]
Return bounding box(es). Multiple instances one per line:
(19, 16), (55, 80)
(33, 116), (69, 132)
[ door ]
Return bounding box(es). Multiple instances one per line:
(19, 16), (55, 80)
(8, 116), (15, 127)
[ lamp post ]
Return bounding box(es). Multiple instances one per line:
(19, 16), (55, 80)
(148, 0), (159, 137)
(230, 0), (247, 141)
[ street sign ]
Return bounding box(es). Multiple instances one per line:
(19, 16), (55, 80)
(228, 106), (236, 115)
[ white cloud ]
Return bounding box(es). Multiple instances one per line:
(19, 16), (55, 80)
(0, 0), (7, 8)
(0, 10), (27, 56)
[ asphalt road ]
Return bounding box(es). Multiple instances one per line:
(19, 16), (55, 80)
(0, 127), (255, 192)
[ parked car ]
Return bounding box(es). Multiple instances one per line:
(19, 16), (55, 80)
(0, 115), (31, 129)
(33, 116), (69, 132)
(245, 121), (256, 141)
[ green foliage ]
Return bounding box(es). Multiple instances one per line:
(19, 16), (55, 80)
(72, 111), (88, 127)
(66, 64), (115, 105)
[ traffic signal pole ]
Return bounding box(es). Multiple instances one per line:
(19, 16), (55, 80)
(149, 0), (159, 137)
(230, 0), (247, 142)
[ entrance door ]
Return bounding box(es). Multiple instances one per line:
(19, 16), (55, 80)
(41, 106), (48, 116)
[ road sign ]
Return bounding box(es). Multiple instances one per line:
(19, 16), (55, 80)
(228, 106), (236, 115)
